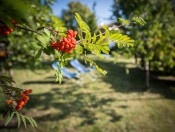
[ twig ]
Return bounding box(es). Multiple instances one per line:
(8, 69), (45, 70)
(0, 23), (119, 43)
(15, 25), (42, 35)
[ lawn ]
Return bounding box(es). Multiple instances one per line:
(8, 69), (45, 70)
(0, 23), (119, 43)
(0, 56), (175, 132)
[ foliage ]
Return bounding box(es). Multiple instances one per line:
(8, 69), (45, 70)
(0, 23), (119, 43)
(34, 13), (134, 78)
(61, 1), (98, 33)
(0, 76), (37, 127)
(2, 0), (64, 68)
(112, 0), (175, 72)
(0, 0), (136, 128)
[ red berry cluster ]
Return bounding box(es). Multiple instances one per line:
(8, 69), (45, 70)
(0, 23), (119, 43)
(16, 89), (32, 111)
(0, 25), (14, 36)
(0, 19), (16, 36)
(51, 30), (77, 54)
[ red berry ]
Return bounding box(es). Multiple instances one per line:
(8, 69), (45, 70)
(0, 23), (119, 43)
(67, 34), (71, 38)
(23, 96), (29, 101)
(50, 30), (77, 54)
(19, 101), (25, 106)
(51, 41), (58, 47)
(24, 100), (28, 104)
(71, 38), (76, 44)
(63, 38), (68, 43)
(23, 90), (30, 94)
(6, 100), (13, 104)
(4, 31), (10, 35)
(18, 99), (22, 103)
(21, 93), (26, 98)
(28, 89), (32, 93)
(16, 105), (22, 111)
(73, 31), (77, 38)
(10, 19), (17, 25)
(9, 28), (14, 32)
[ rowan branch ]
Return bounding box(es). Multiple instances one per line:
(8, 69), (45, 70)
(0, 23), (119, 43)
(15, 25), (42, 35)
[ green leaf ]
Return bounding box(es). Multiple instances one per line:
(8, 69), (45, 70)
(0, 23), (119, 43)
(103, 25), (110, 37)
(47, 46), (55, 55)
(0, 76), (15, 83)
(34, 48), (42, 59)
(44, 28), (50, 36)
(109, 33), (134, 47)
(92, 33), (97, 43)
(16, 113), (21, 128)
(118, 18), (130, 26)
(5, 112), (15, 126)
(30, 118), (37, 127)
(96, 36), (105, 45)
(21, 115), (27, 128)
(85, 58), (107, 75)
(75, 13), (83, 30)
(36, 35), (46, 46)
(75, 45), (83, 54)
(101, 40), (110, 46)
(75, 13), (90, 32)
(100, 46), (110, 54)
(132, 17), (146, 26)
(43, 48), (51, 55)
(27, 117), (34, 127)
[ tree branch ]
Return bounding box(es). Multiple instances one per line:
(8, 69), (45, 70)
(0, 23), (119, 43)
(15, 25), (42, 35)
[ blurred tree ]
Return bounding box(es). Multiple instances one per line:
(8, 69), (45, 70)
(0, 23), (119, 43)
(61, 1), (97, 33)
(112, 0), (175, 73)
(0, 0), (64, 73)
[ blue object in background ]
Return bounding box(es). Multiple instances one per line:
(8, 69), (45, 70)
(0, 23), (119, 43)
(70, 59), (90, 74)
(52, 62), (78, 79)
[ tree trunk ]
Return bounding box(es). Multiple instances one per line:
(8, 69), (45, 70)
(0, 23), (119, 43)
(145, 60), (150, 88)
(134, 53), (138, 64)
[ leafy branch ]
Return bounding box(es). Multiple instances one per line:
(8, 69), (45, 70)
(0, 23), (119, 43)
(4, 112), (37, 128)
(0, 76), (37, 128)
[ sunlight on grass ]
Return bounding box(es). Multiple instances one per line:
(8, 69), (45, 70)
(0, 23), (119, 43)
(1, 57), (175, 132)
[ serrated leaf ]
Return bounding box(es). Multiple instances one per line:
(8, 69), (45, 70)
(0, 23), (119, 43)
(21, 115), (26, 128)
(75, 13), (83, 30)
(16, 113), (21, 128)
(96, 36), (105, 45)
(5, 112), (15, 126)
(36, 35), (46, 46)
(47, 46), (55, 55)
(30, 42), (40, 48)
(82, 21), (90, 32)
(43, 48), (51, 55)
(30, 118), (37, 127)
(132, 17), (146, 26)
(27, 117), (34, 127)
(109, 33), (134, 46)
(101, 40), (110, 45)
(100, 46), (110, 54)
(35, 48), (42, 59)
(118, 18), (130, 26)
(75, 13), (90, 32)
(92, 33), (96, 43)
(44, 29), (50, 36)
(85, 58), (107, 75)
(0, 76), (15, 83)
(75, 45), (83, 54)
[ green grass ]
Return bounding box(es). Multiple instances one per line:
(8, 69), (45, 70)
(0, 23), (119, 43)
(1, 57), (175, 132)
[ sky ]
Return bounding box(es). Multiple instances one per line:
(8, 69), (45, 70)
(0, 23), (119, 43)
(51, 0), (114, 25)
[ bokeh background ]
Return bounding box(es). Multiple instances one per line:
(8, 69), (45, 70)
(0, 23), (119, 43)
(0, 0), (175, 132)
